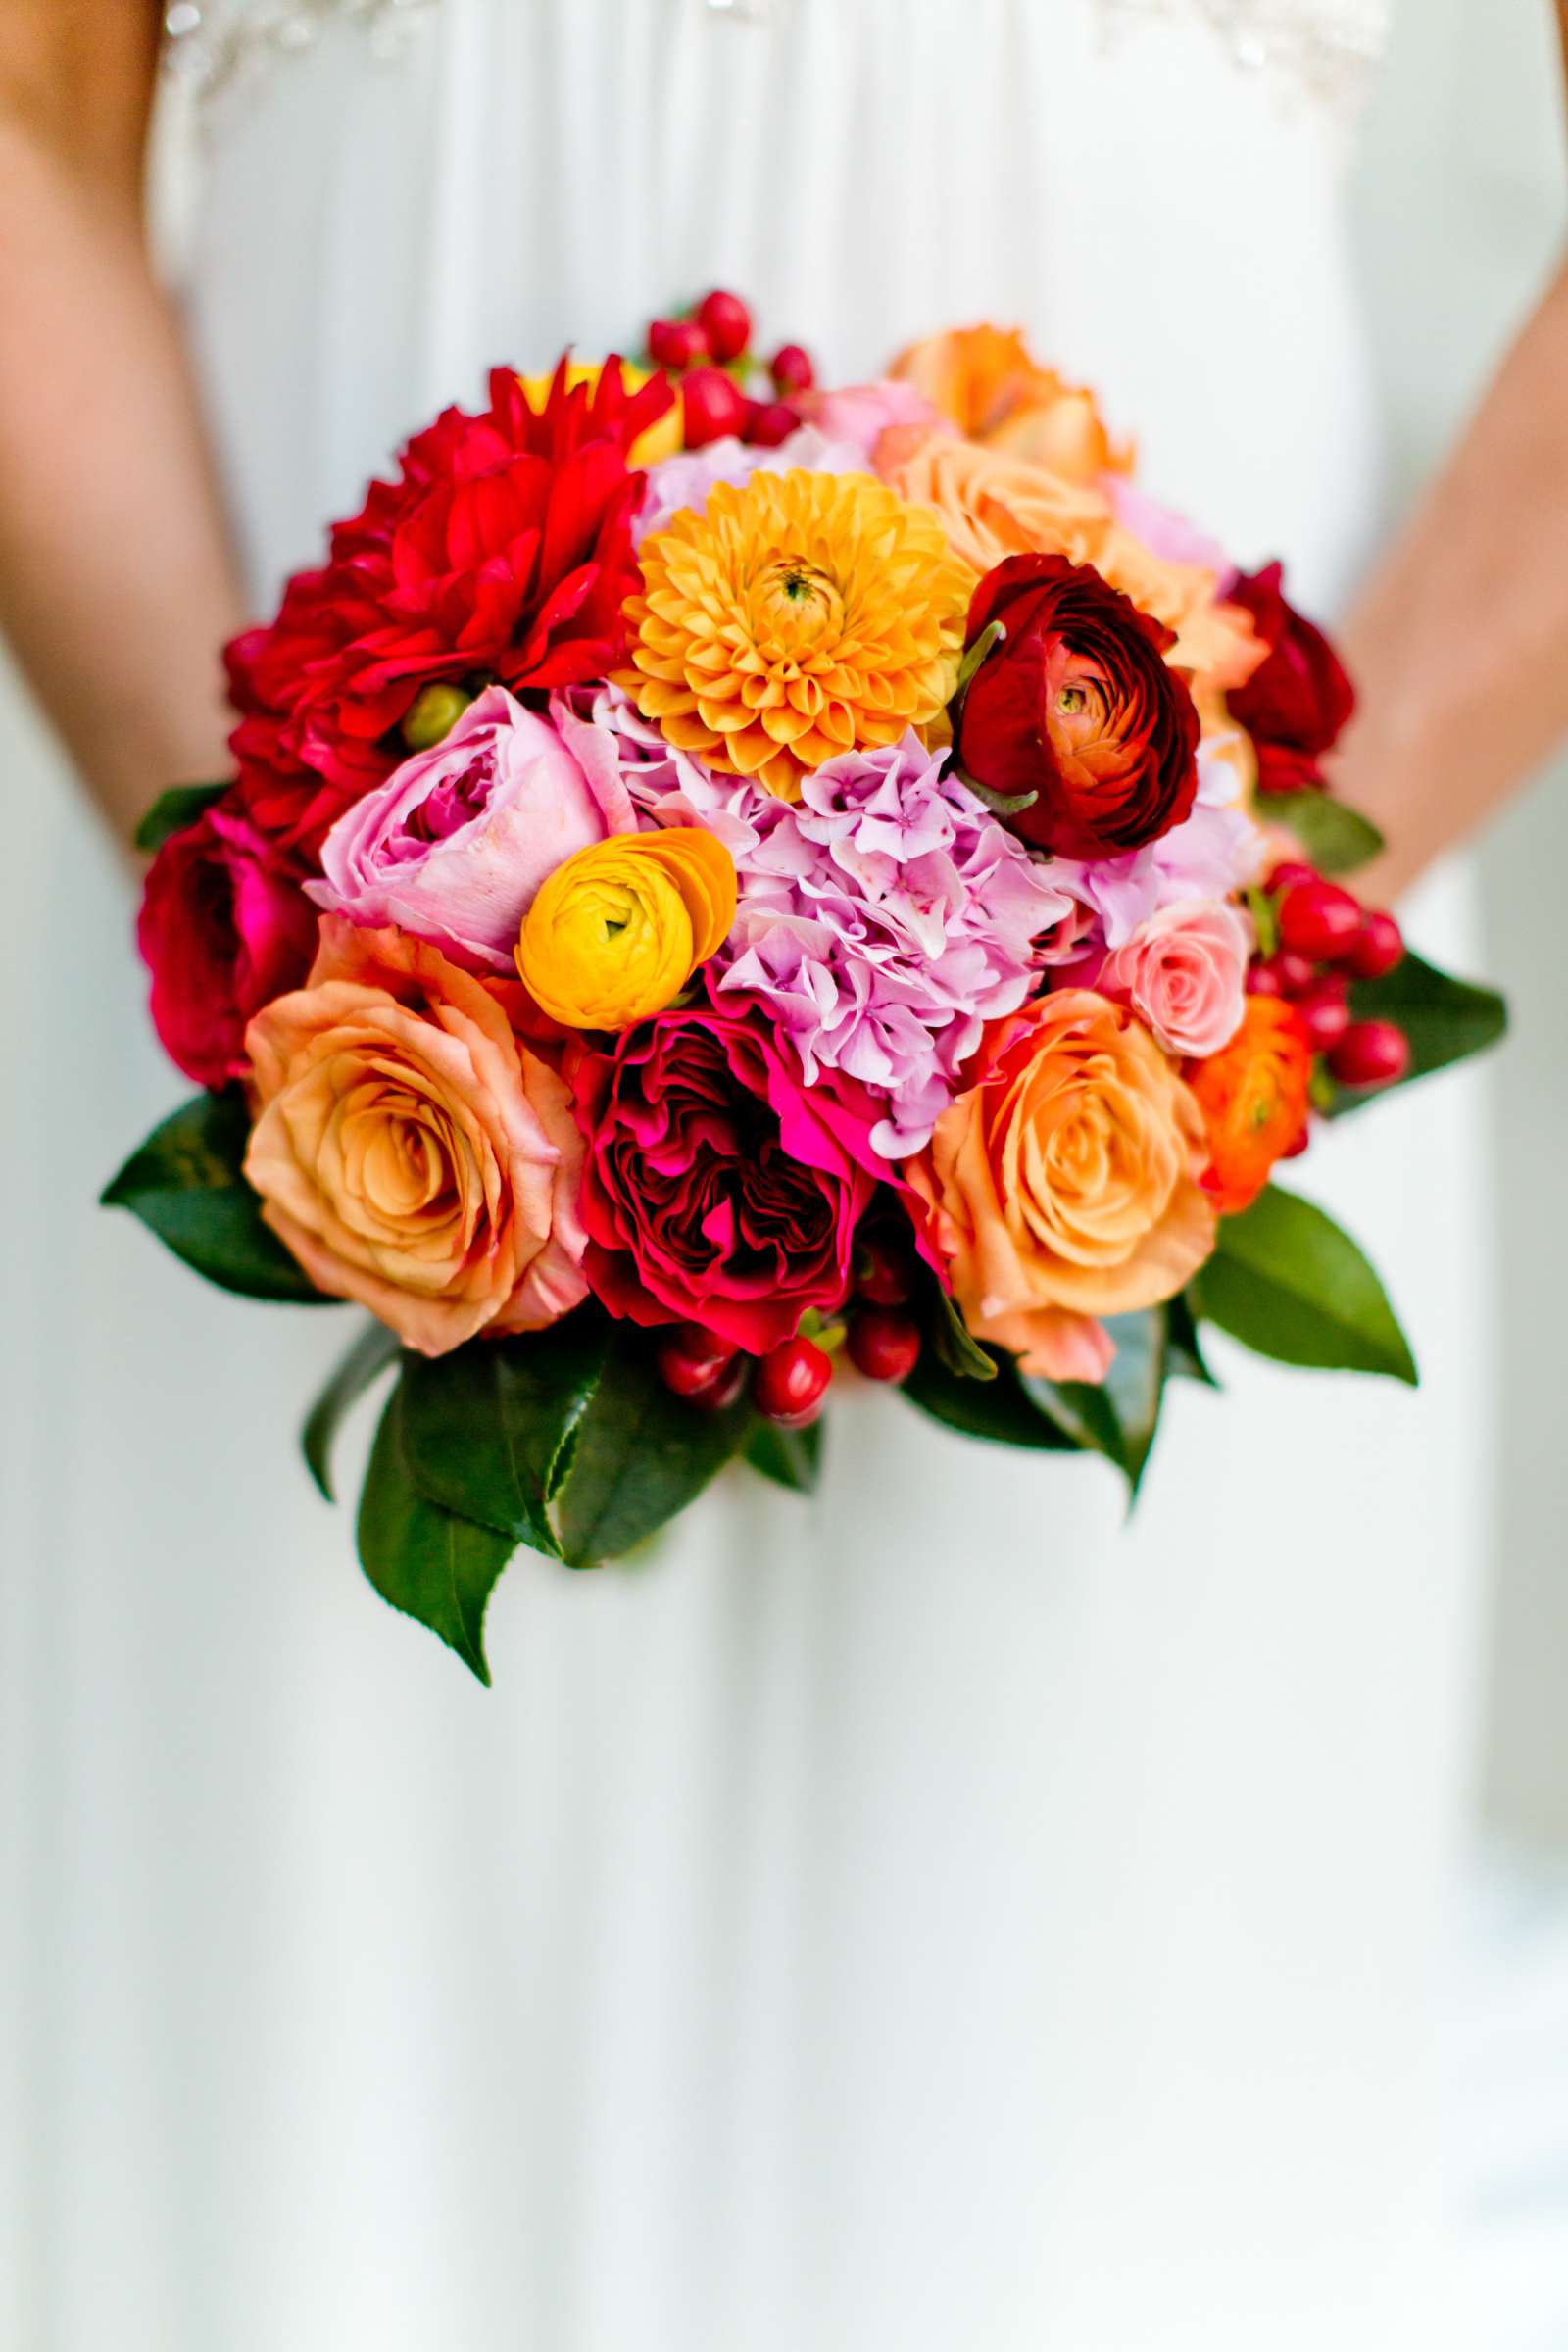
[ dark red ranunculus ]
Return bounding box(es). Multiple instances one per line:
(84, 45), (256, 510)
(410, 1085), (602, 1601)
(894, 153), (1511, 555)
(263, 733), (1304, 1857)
(953, 553), (1200, 858)
(571, 996), (884, 1356)
(1224, 561), (1355, 793)
(223, 359), (673, 859)
(137, 797), (318, 1089)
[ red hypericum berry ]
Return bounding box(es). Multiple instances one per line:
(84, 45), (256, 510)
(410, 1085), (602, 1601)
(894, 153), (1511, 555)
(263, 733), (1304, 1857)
(1281, 1122), (1312, 1158)
(680, 365), (748, 448)
(696, 288), (752, 363)
(1295, 974), (1351, 1053)
(770, 342), (815, 395)
(754, 1336), (833, 1426)
(747, 399), (801, 448)
(648, 316), (709, 371)
(657, 1325), (738, 1400)
(848, 1310), (921, 1385)
(1278, 878), (1364, 962)
(853, 1236), (914, 1308)
(1346, 908), (1403, 981)
(690, 1354), (750, 1415)
(1257, 948), (1318, 999)
(1247, 962), (1284, 998)
(1328, 1019), (1411, 1090)
(1265, 858), (1316, 896)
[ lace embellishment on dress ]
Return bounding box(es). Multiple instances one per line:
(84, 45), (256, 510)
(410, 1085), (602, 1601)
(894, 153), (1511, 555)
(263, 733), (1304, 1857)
(162, 0), (438, 105)
(165, 1), (1389, 119)
(1094, 0), (1392, 118)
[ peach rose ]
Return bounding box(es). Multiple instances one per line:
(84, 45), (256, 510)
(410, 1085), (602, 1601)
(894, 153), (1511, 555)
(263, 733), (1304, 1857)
(875, 428), (1261, 693)
(888, 325), (1125, 482)
(906, 990), (1216, 1381)
(1099, 900), (1251, 1059)
(244, 917), (587, 1355)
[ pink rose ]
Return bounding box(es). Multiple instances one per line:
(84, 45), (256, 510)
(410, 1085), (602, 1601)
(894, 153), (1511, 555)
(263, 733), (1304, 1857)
(307, 686), (635, 972)
(1103, 477), (1233, 582)
(245, 919), (587, 1354)
(138, 797), (318, 1089)
(1098, 899), (1251, 1060)
(798, 379), (939, 462)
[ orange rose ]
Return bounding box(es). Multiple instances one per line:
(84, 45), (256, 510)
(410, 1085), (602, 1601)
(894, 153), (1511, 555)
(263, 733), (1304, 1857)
(907, 991), (1216, 1382)
(888, 325), (1125, 481)
(875, 427), (1259, 692)
(244, 917), (587, 1355)
(1187, 996), (1312, 1216)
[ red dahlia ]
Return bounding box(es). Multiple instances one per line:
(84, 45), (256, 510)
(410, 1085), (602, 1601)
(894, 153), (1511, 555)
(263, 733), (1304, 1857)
(224, 359), (673, 859)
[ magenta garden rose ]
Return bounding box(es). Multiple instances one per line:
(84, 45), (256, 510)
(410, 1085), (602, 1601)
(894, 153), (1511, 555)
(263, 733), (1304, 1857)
(138, 796), (318, 1089)
(570, 991), (888, 1355)
(308, 685), (635, 971)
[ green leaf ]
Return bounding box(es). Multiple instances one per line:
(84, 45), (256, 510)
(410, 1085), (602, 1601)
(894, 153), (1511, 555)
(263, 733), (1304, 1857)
(745, 1415), (823, 1494)
(1325, 949), (1507, 1114)
(1023, 1309), (1169, 1497)
(548, 1330), (753, 1566)
(301, 1319), (402, 1502)
(928, 1287), (999, 1382)
(1256, 786), (1384, 876)
(134, 781), (229, 853)
(1166, 1292), (1220, 1388)
(903, 1346), (1078, 1450)
(1190, 1183), (1417, 1384)
(356, 1382), (514, 1684)
(398, 1315), (614, 1557)
(102, 1091), (329, 1305)
(1023, 1372), (1122, 1457)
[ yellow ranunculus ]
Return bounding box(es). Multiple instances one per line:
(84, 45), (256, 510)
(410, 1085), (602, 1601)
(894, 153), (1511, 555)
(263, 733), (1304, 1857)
(514, 828), (737, 1031)
(518, 361), (683, 467)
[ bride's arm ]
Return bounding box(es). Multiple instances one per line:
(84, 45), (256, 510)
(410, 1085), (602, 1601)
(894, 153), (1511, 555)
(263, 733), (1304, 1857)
(1305, 2), (1568, 902)
(0, 1), (243, 842)
(1332, 246), (1568, 902)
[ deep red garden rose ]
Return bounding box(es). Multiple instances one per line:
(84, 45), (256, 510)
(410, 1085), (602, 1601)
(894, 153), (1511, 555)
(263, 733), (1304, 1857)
(1224, 561), (1355, 793)
(137, 798), (318, 1089)
(223, 358), (674, 858)
(571, 995), (886, 1355)
(953, 553), (1200, 858)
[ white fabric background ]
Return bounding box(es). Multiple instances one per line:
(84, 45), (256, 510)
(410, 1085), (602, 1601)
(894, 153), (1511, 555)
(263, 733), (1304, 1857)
(1, 0), (1559, 2342)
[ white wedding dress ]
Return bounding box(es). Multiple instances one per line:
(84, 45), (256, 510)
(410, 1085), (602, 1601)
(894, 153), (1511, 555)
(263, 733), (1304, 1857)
(2, 3), (1490, 2347)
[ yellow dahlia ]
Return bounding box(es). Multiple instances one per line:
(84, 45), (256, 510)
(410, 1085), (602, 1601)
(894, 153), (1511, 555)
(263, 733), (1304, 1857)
(620, 468), (973, 801)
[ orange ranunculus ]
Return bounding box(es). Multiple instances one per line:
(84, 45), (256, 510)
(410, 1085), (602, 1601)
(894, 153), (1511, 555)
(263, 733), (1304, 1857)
(887, 325), (1126, 481)
(874, 428), (1260, 692)
(244, 918), (587, 1355)
(1187, 995), (1313, 1216)
(906, 990), (1217, 1383)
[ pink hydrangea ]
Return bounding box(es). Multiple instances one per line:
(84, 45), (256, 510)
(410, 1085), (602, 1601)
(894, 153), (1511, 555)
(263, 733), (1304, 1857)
(715, 732), (1070, 1158)
(551, 681), (790, 864)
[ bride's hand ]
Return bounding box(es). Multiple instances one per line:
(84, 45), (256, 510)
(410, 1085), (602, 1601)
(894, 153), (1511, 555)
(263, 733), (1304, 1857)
(0, 0), (243, 845)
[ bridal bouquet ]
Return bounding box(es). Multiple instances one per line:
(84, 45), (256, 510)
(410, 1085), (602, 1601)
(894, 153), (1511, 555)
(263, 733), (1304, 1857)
(110, 293), (1505, 1677)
